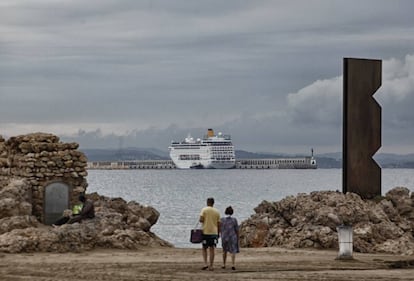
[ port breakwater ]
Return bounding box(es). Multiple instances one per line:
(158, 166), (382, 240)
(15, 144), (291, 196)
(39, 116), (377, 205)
(87, 157), (317, 170)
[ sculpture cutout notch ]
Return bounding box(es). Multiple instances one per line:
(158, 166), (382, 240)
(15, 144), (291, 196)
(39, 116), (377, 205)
(343, 58), (382, 199)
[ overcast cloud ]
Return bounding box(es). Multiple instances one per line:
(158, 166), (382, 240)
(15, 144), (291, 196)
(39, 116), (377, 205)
(1, 0), (413, 154)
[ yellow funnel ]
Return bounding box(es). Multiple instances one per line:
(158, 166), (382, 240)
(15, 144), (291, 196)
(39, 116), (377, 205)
(207, 128), (214, 137)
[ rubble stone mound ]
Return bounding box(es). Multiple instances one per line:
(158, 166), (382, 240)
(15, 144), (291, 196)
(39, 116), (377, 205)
(239, 187), (414, 255)
(0, 179), (172, 253)
(0, 133), (172, 253)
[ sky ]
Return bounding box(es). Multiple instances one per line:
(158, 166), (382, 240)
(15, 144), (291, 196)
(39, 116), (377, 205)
(1, 0), (414, 154)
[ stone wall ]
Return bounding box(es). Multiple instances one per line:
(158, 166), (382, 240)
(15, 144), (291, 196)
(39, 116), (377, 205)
(0, 133), (88, 223)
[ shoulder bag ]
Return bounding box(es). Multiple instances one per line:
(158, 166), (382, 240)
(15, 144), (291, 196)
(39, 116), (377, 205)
(190, 222), (203, 244)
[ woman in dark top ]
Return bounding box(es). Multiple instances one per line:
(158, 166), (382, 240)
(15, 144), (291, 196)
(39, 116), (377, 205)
(220, 206), (239, 270)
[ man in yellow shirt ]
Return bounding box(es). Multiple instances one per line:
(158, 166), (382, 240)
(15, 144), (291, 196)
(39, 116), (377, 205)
(199, 197), (220, 271)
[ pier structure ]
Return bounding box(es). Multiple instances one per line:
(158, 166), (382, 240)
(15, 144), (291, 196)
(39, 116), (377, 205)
(87, 157), (316, 170)
(87, 160), (176, 170)
(236, 157), (317, 169)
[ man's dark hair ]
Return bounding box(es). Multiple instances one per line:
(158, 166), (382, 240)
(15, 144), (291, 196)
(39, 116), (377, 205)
(225, 206), (234, 215)
(207, 197), (214, 206)
(78, 194), (86, 203)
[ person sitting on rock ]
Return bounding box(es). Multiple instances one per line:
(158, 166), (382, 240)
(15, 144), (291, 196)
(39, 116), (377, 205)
(53, 199), (84, 226)
(67, 194), (95, 224)
(53, 194), (95, 226)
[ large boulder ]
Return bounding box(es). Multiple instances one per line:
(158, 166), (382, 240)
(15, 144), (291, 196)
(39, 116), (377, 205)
(0, 179), (39, 235)
(240, 188), (414, 255)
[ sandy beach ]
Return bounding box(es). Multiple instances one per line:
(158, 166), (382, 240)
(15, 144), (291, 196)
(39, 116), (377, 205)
(1, 247), (413, 281)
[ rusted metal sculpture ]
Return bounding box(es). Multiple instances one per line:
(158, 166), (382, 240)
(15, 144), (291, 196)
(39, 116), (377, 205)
(343, 58), (382, 199)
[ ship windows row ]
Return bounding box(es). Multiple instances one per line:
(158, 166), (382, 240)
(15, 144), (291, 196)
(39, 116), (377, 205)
(211, 151), (234, 156)
(179, 154), (201, 160)
(212, 157), (235, 161)
(173, 146), (202, 149)
(211, 146), (234, 150)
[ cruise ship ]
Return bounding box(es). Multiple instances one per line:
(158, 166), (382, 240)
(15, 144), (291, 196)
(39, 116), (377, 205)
(169, 129), (236, 169)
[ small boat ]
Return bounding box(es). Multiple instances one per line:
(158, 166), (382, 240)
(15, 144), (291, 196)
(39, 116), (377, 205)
(190, 163), (204, 169)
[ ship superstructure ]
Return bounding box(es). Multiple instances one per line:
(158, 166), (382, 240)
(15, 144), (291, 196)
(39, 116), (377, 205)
(169, 129), (236, 169)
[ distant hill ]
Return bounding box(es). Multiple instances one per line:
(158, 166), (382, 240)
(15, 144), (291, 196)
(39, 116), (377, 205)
(81, 148), (414, 168)
(235, 150), (290, 159)
(83, 148), (305, 162)
(316, 152), (414, 168)
(374, 153), (414, 168)
(81, 148), (169, 162)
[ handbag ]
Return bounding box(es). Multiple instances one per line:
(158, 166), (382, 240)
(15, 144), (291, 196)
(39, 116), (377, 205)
(190, 222), (203, 244)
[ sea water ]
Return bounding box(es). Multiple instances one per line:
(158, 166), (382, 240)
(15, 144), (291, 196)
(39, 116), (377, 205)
(87, 169), (414, 248)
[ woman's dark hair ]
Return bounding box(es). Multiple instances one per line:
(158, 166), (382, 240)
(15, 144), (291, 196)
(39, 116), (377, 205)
(78, 194), (86, 202)
(225, 206), (234, 215)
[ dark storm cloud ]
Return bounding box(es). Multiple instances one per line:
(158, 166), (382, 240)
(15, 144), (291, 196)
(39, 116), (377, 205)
(1, 0), (414, 153)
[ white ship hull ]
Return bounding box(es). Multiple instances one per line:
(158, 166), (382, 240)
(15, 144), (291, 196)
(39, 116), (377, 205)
(171, 160), (236, 169)
(169, 129), (236, 169)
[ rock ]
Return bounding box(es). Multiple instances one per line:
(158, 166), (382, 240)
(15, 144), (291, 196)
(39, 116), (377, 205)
(373, 233), (414, 255)
(0, 227), (59, 253)
(0, 215), (39, 234)
(386, 187), (413, 216)
(240, 187), (414, 255)
(128, 202), (160, 226)
(0, 179), (33, 218)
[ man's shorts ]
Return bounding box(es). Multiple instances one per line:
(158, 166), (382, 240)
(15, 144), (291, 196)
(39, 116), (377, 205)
(202, 234), (218, 249)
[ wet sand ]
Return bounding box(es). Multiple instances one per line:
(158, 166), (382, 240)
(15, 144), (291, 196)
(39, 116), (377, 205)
(1, 247), (413, 281)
